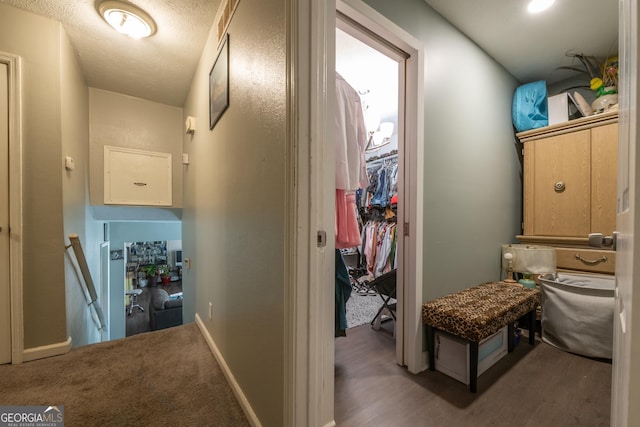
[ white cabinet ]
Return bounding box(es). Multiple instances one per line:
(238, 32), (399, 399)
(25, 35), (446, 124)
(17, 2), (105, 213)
(104, 145), (172, 206)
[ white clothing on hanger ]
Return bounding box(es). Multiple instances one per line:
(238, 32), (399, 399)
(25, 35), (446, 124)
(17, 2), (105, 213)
(335, 72), (368, 191)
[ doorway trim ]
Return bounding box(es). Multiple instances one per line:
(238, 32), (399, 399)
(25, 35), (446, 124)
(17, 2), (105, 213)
(336, 0), (424, 373)
(0, 52), (24, 364)
(290, 0), (423, 424)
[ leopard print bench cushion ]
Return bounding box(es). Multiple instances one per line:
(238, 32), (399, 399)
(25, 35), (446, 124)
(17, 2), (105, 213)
(422, 282), (540, 342)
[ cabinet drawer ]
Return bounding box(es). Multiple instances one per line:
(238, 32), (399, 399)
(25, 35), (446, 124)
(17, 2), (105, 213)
(555, 247), (615, 274)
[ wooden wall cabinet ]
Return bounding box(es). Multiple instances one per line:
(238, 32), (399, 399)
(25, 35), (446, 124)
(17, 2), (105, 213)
(516, 112), (618, 274)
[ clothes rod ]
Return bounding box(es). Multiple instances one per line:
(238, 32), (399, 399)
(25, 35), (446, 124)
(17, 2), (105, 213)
(366, 153), (398, 167)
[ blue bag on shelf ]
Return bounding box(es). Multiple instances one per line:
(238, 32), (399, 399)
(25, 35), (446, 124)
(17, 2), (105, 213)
(512, 80), (548, 132)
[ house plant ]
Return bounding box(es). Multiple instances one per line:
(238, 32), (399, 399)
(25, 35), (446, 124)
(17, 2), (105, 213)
(142, 264), (159, 285)
(158, 264), (171, 285)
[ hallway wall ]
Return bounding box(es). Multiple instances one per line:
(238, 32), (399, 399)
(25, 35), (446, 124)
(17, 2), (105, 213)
(88, 88), (184, 208)
(181, 0), (288, 425)
(60, 23), (102, 348)
(0, 4), (69, 350)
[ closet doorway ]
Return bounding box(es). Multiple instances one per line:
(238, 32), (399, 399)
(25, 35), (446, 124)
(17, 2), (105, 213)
(336, 4), (418, 367)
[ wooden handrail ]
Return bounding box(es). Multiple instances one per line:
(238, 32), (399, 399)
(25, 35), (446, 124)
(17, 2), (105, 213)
(66, 233), (106, 331)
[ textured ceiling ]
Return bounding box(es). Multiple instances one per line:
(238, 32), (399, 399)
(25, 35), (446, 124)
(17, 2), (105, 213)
(2, 0), (620, 107)
(424, 0), (619, 85)
(1, 0), (221, 107)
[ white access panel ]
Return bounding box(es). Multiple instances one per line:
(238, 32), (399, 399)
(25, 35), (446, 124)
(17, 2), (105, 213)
(104, 145), (172, 206)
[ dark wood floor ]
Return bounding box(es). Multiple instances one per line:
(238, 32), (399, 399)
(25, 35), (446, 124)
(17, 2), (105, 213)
(335, 324), (612, 426)
(125, 281), (183, 337)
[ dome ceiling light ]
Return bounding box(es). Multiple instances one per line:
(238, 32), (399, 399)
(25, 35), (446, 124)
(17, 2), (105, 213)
(527, 0), (555, 14)
(98, 1), (157, 39)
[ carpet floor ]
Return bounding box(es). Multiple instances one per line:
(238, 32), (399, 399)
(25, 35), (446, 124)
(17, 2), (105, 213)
(0, 324), (249, 426)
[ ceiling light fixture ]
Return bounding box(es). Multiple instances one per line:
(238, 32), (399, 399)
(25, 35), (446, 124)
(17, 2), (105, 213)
(527, 0), (555, 14)
(98, 1), (157, 39)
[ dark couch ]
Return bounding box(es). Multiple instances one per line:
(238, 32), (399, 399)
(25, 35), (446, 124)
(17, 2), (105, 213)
(149, 287), (183, 331)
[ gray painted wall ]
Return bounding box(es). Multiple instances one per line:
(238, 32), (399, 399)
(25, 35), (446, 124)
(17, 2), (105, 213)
(364, 0), (523, 299)
(107, 221), (182, 340)
(88, 88), (184, 208)
(182, 0), (287, 425)
(60, 25), (102, 348)
(0, 4), (68, 349)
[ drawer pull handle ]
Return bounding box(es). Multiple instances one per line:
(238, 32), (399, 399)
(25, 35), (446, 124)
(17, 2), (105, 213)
(554, 181), (566, 192)
(133, 182), (147, 186)
(575, 254), (607, 265)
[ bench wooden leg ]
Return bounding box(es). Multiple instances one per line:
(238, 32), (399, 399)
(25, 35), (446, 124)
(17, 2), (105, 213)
(469, 341), (479, 393)
(528, 309), (536, 345)
(508, 322), (515, 353)
(426, 325), (435, 371)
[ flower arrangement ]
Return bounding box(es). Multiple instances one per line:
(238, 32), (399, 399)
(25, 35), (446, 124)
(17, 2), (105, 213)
(562, 52), (618, 98)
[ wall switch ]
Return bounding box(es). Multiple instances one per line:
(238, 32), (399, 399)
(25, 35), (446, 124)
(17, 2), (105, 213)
(184, 258), (191, 269)
(208, 302), (213, 320)
(185, 116), (196, 134)
(64, 156), (75, 171)
(182, 153), (189, 165)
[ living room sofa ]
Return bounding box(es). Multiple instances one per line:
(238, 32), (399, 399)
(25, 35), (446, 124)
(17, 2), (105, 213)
(149, 287), (183, 331)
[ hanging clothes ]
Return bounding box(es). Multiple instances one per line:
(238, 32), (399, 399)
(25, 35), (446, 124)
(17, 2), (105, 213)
(334, 73), (368, 337)
(334, 73), (367, 250)
(335, 72), (369, 192)
(335, 249), (352, 337)
(335, 190), (362, 249)
(360, 220), (397, 278)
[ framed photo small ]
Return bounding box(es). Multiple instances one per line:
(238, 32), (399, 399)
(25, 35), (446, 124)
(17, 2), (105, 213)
(209, 34), (229, 130)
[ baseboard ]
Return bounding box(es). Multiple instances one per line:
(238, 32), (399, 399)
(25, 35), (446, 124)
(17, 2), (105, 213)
(195, 314), (261, 427)
(422, 350), (429, 371)
(22, 336), (72, 362)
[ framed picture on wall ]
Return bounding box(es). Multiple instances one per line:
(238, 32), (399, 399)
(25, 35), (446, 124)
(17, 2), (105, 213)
(209, 34), (229, 130)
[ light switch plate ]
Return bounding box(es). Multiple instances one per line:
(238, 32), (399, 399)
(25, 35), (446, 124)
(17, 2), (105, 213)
(64, 156), (75, 171)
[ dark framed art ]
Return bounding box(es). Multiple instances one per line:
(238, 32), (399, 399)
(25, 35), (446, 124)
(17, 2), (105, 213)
(209, 34), (229, 130)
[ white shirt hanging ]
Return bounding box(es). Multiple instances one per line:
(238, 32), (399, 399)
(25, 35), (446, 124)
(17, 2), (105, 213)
(335, 73), (368, 191)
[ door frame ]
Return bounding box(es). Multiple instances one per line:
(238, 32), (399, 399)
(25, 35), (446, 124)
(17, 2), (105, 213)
(288, 0), (424, 425)
(0, 52), (24, 364)
(336, 11), (410, 367)
(611, 0), (640, 423)
(335, 1), (424, 372)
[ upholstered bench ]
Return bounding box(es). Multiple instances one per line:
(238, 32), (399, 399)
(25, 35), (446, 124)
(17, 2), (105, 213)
(422, 281), (540, 392)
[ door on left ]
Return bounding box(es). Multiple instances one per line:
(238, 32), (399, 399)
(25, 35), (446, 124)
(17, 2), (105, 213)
(0, 61), (11, 364)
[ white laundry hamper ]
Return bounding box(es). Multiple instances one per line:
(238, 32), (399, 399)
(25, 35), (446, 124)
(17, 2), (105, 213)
(539, 273), (614, 359)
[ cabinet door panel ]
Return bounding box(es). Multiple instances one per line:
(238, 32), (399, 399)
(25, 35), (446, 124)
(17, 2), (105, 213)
(591, 123), (618, 235)
(104, 146), (172, 206)
(525, 130), (591, 236)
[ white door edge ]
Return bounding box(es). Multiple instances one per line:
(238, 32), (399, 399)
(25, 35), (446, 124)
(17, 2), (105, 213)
(612, 0), (639, 424)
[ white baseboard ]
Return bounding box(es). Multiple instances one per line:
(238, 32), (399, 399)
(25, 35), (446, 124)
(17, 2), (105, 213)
(195, 313), (261, 427)
(422, 350), (429, 371)
(22, 336), (72, 362)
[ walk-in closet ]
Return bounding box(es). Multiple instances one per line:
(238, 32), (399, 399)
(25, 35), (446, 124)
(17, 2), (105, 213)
(334, 19), (406, 341)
